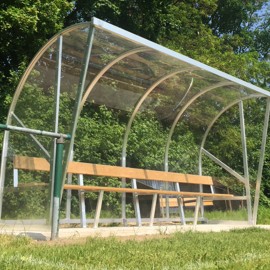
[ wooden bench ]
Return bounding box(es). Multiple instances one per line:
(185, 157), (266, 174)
(160, 197), (213, 208)
(13, 155), (239, 227)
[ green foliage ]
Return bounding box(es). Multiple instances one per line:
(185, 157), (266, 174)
(257, 205), (270, 224)
(0, 0), (74, 123)
(1, 0), (270, 219)
(1, 229), (270, 269)
(3, 188), (49, 219)
(127, 112), (167, 170)
(76, 105), (125, 164)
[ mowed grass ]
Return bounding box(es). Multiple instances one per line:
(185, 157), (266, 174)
(1, 228), (270, 269)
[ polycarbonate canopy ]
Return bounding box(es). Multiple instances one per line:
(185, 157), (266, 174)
(1, 17), (269, 224)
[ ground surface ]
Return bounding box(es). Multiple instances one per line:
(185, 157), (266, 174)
(1, 221), (270, 243)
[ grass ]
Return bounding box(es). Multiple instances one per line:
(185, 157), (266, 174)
(177, 208), (248, 222)
(1, 227), (270, 269)
(204, 208), (247, 221)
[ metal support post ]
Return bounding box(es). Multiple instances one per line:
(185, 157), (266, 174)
(65, 172), (72, 222)
(13, 168), (18, 188)
(175, 183), (186, 225)
(131, 179), (142, 226)
(239, 101), (253, 224)
(253, 98), (270, 224)
(94, 190), (104, 229)
(51, 136), (65, 240)
(150, 194), (157, 226)
(193, 197), (201, 227)
(199, 184), (204, 220)
(65, 150), (73, 222)
(78, 174), (87, 228)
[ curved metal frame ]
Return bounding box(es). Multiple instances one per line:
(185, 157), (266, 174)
(7, 23), (89, 123)
(198, 95), (264, 174)
(61, 25), (96, 195)
(164, 81), (235, 172)
(253, 98), (270, 224)
(120, 67), (197, 223)
(0, 23), (90, 218)
(198, 94), (266, 224)
(1, 17), (270, 225)
(79, 47), (152, 110)
(121, 67), (198, 167)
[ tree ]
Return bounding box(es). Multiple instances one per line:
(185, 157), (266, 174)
(0, 0), (74, 123)
(205, 0), (270, 87)
(1, 0), (270, 215)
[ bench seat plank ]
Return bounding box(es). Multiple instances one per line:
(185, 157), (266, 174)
(160, 198), (213, 208)
(13, 155), (240, 227)
(64, 184), (233, 198)
(14, 156), (213, 185)
(67, 162), (213, 185)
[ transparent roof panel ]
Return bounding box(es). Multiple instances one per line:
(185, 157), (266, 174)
(3, 17), (270, 229)
(7, 17), (269, 170)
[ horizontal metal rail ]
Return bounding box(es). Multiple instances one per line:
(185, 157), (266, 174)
(0, 124), (71, 140)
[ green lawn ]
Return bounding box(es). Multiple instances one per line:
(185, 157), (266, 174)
(0, 227), (270, 269)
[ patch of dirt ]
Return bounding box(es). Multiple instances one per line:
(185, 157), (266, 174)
(33, 233), (173, 246)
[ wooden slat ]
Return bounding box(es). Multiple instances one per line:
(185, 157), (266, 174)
(186, 174), (213, 185)
(14, 156), (50, 172)
(64, 184), (233, 198)
(67, 162), (186, 182)
(67, 161), (213, 185)
(159, 198), (213, 207)
(14, 156), (214, 185)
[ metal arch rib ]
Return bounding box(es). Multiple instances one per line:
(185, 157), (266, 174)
(202, 148), (246, 184)
(198, 94), (265, 175)
(7, 23), (90, 125)
(196, 94), (265, 184)
(164, 81), (235, 171)
(0, 23), (89, 219)
(79, 47), (152, 111)
(120, 67), (197, 224)
(253, 98), (270, 224)
(121, 67), (198, 167)
(92, 18), (270, 98)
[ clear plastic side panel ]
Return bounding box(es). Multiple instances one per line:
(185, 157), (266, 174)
(76, 30), (150, 165)
(3, 26), (90, 226)
(127, 70), (194, 171)
(58, 26), (90, 134)
(68, 31), (156, 222)
(2, 131), (51, 224)
(169, 85), (258, 222)
(168, 85), (243, 174)
(2, 42), (58, 224)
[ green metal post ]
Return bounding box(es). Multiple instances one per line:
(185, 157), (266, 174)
(51, 136), (65, 240)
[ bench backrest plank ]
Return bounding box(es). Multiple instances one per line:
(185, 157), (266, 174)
(14, 156), (50, 172)
(14, 156), (213, 185)
(159, 198), (213, 207)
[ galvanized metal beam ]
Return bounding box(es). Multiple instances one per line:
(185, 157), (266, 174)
(239, 100), (253, 224)
(202, 148), (246, 184)
(253, 98), (270, 224)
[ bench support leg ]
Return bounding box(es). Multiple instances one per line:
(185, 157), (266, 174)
(200, 197), (204, 221)
(150, 194), (157, 226)
(199, 184), (205, 221)
(94, 190), (104, 229)
(13, 168), (18, 188)
(177, 196), (186, 225)
(65, 172), (72, 222)
(78, 174), (87, 228)
(193, 196), (201, 226)
(131, 179), (142, 226)
(175, 183), (186, 225)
